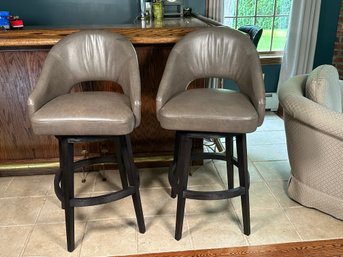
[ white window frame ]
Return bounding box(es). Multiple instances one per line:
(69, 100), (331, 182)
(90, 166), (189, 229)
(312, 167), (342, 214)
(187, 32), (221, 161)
(222, 0), (291, 53)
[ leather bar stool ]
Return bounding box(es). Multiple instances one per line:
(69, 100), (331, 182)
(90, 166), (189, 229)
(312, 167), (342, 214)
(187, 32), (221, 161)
(156, 27), (265, 240)
(27, 30), (145, 252)
(238, 25), (263, 47)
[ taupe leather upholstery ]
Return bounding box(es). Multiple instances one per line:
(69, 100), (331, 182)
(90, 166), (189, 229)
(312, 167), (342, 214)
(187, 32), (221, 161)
(156, 27), (265, 133)
(28, 30), (141, 136)
(27, 30), (146, 252)
(156, 27), (265, 240)
(279, 65), (343, 220)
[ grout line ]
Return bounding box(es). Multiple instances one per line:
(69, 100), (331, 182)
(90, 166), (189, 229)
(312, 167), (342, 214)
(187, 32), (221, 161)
(253, 161), (305, 242)
(19, 194), (47, 257)
(0, 177), (14, 197)
(77, 221), (88, 257)
(184, 216), (195, 250)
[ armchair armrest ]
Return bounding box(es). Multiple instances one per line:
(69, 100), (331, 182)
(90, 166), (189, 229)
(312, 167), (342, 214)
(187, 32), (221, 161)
(279, 75), (343, 140)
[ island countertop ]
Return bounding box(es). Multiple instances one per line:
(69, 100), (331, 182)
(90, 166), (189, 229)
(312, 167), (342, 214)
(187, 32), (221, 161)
(0, 17), (210, 48)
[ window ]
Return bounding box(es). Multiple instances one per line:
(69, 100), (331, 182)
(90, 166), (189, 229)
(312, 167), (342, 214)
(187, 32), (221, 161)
(223, 0), (292, 52)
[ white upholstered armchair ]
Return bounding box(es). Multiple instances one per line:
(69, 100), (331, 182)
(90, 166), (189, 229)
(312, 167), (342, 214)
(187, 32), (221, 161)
(278, 65), (343, 220)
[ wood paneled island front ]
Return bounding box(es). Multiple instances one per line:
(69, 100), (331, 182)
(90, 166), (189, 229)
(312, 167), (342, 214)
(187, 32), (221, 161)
(0, 18), (209, 175)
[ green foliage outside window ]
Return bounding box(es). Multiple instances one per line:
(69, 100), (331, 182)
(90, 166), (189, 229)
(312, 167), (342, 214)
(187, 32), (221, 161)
(223, 0), (292, 51)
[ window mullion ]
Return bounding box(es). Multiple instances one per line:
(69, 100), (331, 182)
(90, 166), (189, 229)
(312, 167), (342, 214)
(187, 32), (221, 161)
(254, 0), (258, 25)
(270, 0), (277, 51)
(235, 0), (239, 28)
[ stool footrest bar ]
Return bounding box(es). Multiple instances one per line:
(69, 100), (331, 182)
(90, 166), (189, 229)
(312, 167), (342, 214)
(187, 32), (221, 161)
(183, 187), (245, 200)
(71, 187), (136, 207)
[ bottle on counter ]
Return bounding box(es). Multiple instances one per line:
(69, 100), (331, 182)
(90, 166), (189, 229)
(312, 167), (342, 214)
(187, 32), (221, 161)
(152, 0), (163, 20)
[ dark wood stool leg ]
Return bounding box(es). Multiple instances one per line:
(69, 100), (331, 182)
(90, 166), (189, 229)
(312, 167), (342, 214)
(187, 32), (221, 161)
(175, 133), (192, 240)
(60, 137), (75, 252)
(236, 134), (250, 235)
(120, 135), (146, 234)
(114, 137), (128, 190)
(170, 131), (181, 198)
(225, 136), (234, 189)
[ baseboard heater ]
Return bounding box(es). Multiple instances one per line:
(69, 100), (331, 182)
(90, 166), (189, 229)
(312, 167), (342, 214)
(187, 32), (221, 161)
(265, 92), (279, 111)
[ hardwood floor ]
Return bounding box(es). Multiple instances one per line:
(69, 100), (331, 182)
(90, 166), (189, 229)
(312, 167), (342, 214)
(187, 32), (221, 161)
(115, 239), (343, 257)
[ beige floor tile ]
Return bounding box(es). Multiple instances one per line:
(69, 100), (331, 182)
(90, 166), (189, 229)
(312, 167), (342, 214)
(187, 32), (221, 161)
(188, 212), (247, 249)
(256, 118), (285, 132)
(267, 181), (300, 208)
(0, 226), (32, 257)
(0, 197), (45, 226)
(286, 207), (343, 240)
(188, 161), (223, 186)
(3, 175), (53, 197)
(140, 188), (177, 217)
(23, 223), (85, 257)
(80, 219), (138, 257)
(138, 216), (193, 254)
(87, 193), (136, 221)
(74, 171), (97, 194)
(93, 170), (122, 192)
(254, 161), (291, 181)
(264, 112), (281, 120)
(36, 194), (91, 224)
(232, 182), (281, 210)
(139, 167), (170, 189)
(0, 177), (12, 198)
(215, 159), (263, 186)
(47, 171), (97, 196)
(248, 130), (287, 146)
(246, 208), (301, 245)
(248, 144), (288, 162)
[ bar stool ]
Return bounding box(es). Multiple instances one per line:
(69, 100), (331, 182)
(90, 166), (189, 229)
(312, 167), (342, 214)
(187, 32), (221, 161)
(238, 25), (263, 47)
(27, 30), (145, 252)
(156, 27), (265, 240)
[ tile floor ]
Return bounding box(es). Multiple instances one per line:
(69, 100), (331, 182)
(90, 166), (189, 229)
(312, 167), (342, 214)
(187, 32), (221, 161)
(1, 112), (343, 257)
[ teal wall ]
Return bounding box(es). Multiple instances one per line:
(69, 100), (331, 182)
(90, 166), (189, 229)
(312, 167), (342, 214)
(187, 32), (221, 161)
(1, 0), (139, 26)
(184, 0), (206, 16)
(313, 0), (341, 68)
(1, 0), (205, 26)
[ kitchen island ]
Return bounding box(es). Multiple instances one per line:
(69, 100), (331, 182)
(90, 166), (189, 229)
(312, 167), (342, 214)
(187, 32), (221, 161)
(0, 17), (209, 174)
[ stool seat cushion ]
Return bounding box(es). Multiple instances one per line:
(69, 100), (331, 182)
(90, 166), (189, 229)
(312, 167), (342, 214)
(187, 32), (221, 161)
(31, 91), (135, 136)
(157, 88), (259, 133)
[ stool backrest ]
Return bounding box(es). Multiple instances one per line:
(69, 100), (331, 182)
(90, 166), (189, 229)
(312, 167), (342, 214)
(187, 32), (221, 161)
(238, 25), (263, 47)
(157, 27), (265, 125)
(28, 30), (141, 125)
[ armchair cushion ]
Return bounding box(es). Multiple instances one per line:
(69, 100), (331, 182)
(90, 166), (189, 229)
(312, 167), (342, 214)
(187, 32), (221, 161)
(305, 65), (342, 112)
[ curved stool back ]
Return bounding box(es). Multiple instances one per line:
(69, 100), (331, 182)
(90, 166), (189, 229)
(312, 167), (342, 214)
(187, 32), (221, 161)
(156, 27), (265, 240)
(28, 30), (145, 252)
(238, 25), (263, 47)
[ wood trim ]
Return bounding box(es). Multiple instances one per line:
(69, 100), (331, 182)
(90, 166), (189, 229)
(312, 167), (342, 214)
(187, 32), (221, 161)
(0, 154), (174, 177)
(114, 239), (343, 257)
(260, 54), (282, 65)
(0, 18), (210, 48)
(0, 27), (200, 47)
